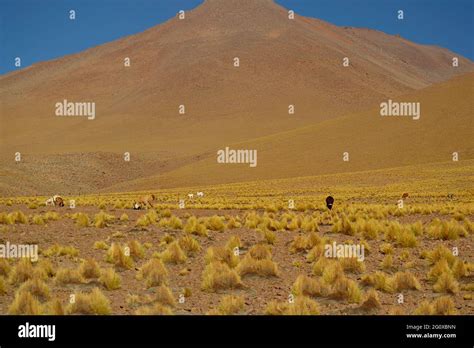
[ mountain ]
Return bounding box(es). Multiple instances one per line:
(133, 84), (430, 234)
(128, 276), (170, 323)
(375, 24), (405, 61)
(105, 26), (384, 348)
(104, 72), (474, 191)
(0, 0), (473, 195)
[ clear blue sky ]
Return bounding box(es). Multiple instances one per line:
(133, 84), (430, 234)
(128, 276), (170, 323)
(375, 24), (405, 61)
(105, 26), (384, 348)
(0, 0), (472, 75)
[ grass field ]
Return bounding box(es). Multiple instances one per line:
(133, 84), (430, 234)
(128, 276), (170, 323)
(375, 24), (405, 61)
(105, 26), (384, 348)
(0, 160), (472, 315)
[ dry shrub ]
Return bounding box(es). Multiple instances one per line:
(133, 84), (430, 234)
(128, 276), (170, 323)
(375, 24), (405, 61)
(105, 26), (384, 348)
(100, 268), (121, 290)
(312, 256), (333, 276)
(67, 288), (111, 314)
(0, 259), (11, 277)
(105, 243), (134, 270)
(42, 298), (65, 315)
(43, 244), (79, 257)
(184, 216), (208, 236)
(154, 285), (176, 307)
(331, 276), (362, 303)
(128, 240), (145, 260)
(205, 246), (239, 268)
(201, 262), (242, 292)
(161, 242), (187, 264)
(178, 235), (201, 256)
(433, 271), (459, 294)
(93, 240), (109, 250)
(290, 232), (321, 253)
(361, 271), (394, 293)
(8, 291), (42, 314)
(248, 244), (272, 260)
(236, 255), (279, 278)
(9, 259), (43, 285)
(208, 295), (245, 315)
(359, 289), (382, 311)
(135, 302), (173, 315)
(79, 258), (101, 279)
(413, 296), (457, 315)
(292, 275), (330, 297)
(137, 258), (168, 288)
(265, 296), (320, 315)
(225, 236), (242, 250)
(339, 257), (365, 274)
(321, 262), (344, 285)
(392, 271), (422, 291)
(0, 276), (7, 295)
(55, 268), (84, 284)
(18, 278), (51, 301)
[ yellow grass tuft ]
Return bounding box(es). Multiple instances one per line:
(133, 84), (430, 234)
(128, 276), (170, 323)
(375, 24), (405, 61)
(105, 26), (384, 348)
(248, 244), (272, 260)
(135, 302), (173, 315)
(0, 276), (7, 294)
(433, 271), (459, 294)
(265, 296), (320, 315)
(292, 275), (330, 297)
(120, 213), (129, 222)
(206, 215), (226, 231)
(178, 235), (201, 256)
(8, 259), (41, 285)
(236, 255), (279, 278)
(32, 214), (45, 225)
(201, 261), (243, 292)
(359, 289), (382, 311)
(42, 298), (65, 315)
(8, 291), (42, 314)
(0, 259), (12, 277)
(432, 296), (457, 315)
(93, 240), (109, 250)
(184, 216), (209, 236)
(105, 243), (134, 270)
(18, 278), (51, 301)
(94, 211), (115, 228)
(55, 268), (84, 284)
(331, 276), (362, 303)
(99, 268), (122, 290)
(68, 288), (111, 314)
(208, 295), (245, 315)
(137, 258), (168, 288)
(161, 242), (187, 264)
(290, 232), (322, 253)
(361, 271), (395, 293)
(154, 285), (176, 307)
(391, 271), (421, 291)
(381, 254), (394, 271)
(79, 258), (101, 279)
(321, 262), (344, 285)
(128, 240), (145, 260)
(428, 219), (467, 240)
(74, 212), (90, 227)
(43, 244), (80, 257)
(225, 236), (242, 250)
(339, 257), (366, 274)
(205, 246), (239, 268)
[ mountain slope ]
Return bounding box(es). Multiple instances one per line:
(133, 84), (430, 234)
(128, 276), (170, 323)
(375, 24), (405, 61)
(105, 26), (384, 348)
(105, 72), (474, 191)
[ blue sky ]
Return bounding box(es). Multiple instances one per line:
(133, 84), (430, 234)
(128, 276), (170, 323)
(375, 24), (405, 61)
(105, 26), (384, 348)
(0, 0), (472, 75)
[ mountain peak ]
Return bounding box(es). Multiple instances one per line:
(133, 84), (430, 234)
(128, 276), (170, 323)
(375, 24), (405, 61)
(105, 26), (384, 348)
(198, 0), (283, 16)
(203, 0), (277, 7)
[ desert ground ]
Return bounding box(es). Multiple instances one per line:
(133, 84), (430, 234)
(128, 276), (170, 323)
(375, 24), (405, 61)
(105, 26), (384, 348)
(0, 161), (472, 315)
